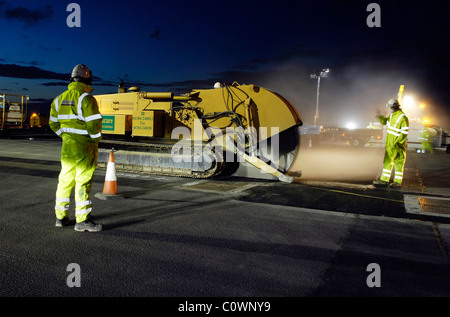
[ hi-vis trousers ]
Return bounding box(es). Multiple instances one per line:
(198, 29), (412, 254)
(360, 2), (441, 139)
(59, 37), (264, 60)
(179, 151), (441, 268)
(55, 134), (98, 223)
(380, 144), (406, 184)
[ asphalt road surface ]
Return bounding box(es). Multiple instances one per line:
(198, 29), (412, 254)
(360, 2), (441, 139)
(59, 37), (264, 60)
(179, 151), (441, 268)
(0, 136), (449, 307)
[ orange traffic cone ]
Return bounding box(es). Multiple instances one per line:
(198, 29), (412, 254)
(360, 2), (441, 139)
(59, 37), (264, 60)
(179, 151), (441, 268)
(95, 151), (124, 200)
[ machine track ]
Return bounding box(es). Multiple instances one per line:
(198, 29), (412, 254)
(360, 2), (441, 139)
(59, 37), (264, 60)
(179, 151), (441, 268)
(97, 139), (239, 179)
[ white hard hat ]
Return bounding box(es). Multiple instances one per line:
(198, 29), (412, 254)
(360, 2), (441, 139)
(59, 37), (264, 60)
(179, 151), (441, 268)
(386, 99), (400, 108)
(71, 64), (92, 85)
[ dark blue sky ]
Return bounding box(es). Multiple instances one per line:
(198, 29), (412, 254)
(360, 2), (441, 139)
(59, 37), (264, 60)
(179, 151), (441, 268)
(1, 0), (449, 129)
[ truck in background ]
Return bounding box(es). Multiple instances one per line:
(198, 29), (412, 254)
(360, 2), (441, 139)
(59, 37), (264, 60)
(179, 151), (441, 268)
(0, 93), (29, 131)
(299, 123), (383, 148)
(0, 93), (51, 136)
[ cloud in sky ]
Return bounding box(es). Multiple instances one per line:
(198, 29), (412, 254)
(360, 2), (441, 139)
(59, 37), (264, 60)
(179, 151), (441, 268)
(0, 63), (67, 80)
(0, 1), (54, 27)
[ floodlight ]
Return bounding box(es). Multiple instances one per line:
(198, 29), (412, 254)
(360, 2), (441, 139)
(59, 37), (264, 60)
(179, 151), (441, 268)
(310, 68), (330, 125)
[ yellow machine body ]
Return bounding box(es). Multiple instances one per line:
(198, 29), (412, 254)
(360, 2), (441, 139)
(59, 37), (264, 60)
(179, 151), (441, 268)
(95, 84), (300, 139)
(94, 83), (303, 181)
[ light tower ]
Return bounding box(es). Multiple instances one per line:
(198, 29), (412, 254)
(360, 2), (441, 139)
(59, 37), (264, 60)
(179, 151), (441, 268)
(310, 68), (329, 126)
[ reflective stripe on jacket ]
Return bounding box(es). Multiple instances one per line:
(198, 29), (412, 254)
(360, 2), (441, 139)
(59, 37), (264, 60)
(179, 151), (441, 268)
(49, 82), (102, 141)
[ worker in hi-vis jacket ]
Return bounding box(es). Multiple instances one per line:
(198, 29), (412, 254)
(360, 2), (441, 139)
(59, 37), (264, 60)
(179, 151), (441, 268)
(373, 98), (409, 188)
(49, 64), (103, 232)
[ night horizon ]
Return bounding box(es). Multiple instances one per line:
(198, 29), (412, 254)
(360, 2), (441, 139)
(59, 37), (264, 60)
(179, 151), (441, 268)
(1, 0), (449, 129)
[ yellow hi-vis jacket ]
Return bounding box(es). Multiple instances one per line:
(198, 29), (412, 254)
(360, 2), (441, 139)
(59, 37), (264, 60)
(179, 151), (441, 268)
(378, 110), (409, 149)
(378, 110), (409, 184)
(49, 82), (102, 142)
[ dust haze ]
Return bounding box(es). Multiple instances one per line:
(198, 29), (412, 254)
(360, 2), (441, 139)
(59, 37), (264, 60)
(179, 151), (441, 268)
(246, 60), (448, 183)
(252, 60), (449, 130)
(290, 144), (385, 184)
(240, 60), (445, 184)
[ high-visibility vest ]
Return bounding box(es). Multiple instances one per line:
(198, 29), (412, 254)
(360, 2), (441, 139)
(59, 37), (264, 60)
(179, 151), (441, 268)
(49, 82), (102, 141)
(380, 110), (409, 147)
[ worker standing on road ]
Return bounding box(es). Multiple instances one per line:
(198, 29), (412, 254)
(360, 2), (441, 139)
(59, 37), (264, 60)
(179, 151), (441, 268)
(418, 127), (435, 154)
(49, 64), (103, 232)
(373, 99), (409, 188)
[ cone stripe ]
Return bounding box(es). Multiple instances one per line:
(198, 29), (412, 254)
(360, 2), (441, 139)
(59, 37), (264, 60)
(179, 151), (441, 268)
(102, 151), (119, 195)
(105, 162), (117, 181)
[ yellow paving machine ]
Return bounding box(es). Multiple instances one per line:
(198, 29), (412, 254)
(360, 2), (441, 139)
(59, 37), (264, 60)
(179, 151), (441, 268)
(94, 82), (303, 182)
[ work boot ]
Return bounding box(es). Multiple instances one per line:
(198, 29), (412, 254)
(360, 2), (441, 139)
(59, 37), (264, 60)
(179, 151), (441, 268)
(389, 183), (402, 189)
(372, 180), (388, 187)
(55, 217), (70, 227)
(74, 216), (103, 232)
